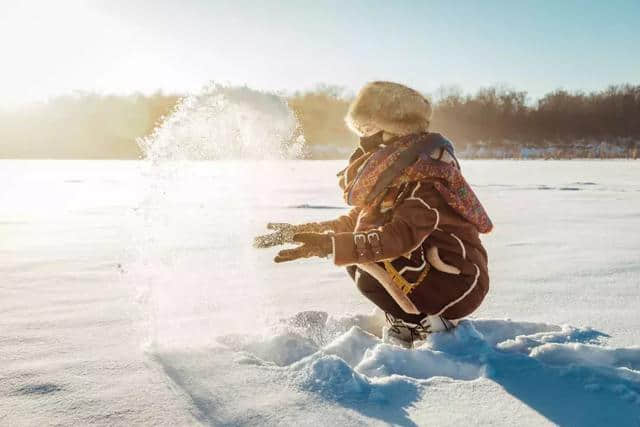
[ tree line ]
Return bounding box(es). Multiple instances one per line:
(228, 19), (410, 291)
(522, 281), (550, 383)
(1, 84), (638, 159)
(292, 84), (640, 158)
(430, 84), (640, 150)
(0, 92), (178, 159)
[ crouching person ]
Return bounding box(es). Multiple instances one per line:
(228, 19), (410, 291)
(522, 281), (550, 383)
(256, 82), (492, 348)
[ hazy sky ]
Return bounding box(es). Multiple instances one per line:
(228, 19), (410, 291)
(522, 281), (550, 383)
(1, 0), (639, 106)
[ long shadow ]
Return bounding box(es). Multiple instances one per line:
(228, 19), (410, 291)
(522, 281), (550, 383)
(316, 319), (640, 426)
(146, 318), (640, 426)
(298, 354), (421, 427)
(330, 391), (420, 427)
(487, 350), (640, 426)
(461, 320), (640, 426)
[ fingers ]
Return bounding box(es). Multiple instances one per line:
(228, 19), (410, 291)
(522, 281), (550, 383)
(274, 246), (308, 263)
(292, 232), (319, 244)
(255, 225), (297, 248)
(274, 254), (295, 263)
(267, 222), (291, 231)
(272, 235), (331, 262)
(253, 236), (265, 248)
(253, 234), (277, 248)
(254, 231), (287, 248)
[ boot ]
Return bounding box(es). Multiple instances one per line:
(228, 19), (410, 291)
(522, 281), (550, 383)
(383, 313), (457, 349)
(382, 313), (422, 349)
(420, 315), (457, 334)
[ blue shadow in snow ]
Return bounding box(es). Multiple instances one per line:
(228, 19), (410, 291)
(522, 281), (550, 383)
(438, 321), (640, 427)
(301, 319), (640, 426)
(299, 354), (421, 427)
(488, 350), (640, 426)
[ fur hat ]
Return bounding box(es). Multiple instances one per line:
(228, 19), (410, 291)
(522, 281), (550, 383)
(345, 81), (432, 137)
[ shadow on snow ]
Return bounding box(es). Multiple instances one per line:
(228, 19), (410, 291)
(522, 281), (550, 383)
(148, 314), (640, 426)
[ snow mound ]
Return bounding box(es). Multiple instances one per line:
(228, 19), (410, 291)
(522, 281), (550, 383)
(356, 340), (483, 381)
(295, 353), (421, 410)
(218, 331), (318, 367)
(148, 312), (640, 425)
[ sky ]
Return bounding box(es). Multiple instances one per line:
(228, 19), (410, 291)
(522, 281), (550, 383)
(1, 0), (639, 106)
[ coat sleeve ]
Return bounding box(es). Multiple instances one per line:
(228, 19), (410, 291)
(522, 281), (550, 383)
(331, 184), (439, 266)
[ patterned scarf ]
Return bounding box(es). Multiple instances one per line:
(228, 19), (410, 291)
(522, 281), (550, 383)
(339, 134), (493, 233)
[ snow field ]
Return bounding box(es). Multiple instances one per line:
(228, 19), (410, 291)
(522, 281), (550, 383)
(2, 85), (639, 425)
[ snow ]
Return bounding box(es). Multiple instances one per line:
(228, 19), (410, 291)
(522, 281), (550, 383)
(1, 157), (640, 425)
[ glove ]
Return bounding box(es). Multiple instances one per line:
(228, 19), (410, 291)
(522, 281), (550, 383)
(253, 222), (331, 248)
(274, 232), (333, 263)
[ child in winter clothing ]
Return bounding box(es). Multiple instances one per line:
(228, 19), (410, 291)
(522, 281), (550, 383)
(256, 82), (492, 346)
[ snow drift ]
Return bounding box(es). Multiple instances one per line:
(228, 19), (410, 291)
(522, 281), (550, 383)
(148, 311), (640, 426)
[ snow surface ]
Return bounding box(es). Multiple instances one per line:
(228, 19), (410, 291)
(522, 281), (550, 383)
(2, 158), (640, 426)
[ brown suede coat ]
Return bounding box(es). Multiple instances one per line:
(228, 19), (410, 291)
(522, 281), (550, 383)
(327, 180), (489, 320)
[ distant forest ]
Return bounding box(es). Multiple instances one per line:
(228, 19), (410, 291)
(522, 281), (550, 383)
(294, 84), (640, 159)
(0, 92), (179, 159)
(1, 84), (639, 159)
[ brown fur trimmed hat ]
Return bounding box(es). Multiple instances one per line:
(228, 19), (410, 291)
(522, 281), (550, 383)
(346, 81), (432, 137)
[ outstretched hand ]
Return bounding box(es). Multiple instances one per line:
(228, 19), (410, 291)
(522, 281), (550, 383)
(253, 223), (297, 248)
(253, 221), (333, 249)
(274, 232), (333, 263)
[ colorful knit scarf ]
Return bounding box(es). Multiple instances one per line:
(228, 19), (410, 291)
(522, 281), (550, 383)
(339, 133), (493, 233)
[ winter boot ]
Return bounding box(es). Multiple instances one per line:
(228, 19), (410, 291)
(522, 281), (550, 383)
(383, 313), (457, 349)
(420, 315), (457, 334)
(383, 313), (419, 348)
